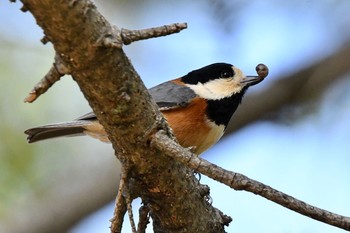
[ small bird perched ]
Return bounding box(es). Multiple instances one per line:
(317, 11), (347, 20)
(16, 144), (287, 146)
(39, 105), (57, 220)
(25, 63), (268, 155)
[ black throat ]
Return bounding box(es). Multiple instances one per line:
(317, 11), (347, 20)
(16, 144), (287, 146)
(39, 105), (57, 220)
(206, 88), (248, 127)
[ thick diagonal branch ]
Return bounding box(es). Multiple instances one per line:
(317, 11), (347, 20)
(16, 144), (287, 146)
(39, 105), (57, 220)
(21, 0), (226, 232)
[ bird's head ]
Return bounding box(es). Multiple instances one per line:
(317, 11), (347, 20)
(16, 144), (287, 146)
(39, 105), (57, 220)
(181, 63), (268, 100)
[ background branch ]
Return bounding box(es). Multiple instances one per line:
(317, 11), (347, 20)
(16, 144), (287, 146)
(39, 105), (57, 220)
(226, 42), (350, 133)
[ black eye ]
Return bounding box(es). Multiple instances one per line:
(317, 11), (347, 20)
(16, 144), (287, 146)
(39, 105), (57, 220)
(221, 70), (232, 78)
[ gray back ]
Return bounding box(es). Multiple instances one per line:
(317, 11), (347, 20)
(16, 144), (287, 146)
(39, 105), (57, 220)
(149, 81), (197, 110)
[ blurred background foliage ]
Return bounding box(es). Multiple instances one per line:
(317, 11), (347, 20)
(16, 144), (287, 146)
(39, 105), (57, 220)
(1, 0), (350, 233)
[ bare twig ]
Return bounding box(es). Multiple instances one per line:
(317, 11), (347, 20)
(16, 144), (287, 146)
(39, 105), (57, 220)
(121, 23), (187, 45)
(95, 23), (187, 49)
(110, 164), (140, 233)
(24, 53), (70, 103)
(41, 35), (50, 44)
(152, 130), (350, 231)
(137, 205), (150, 233)
(110, 177), (127, 233)
(125, 182), (137, 233)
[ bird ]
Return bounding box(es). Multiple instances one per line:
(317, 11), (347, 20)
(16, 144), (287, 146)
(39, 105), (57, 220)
(25, 63), (268, 155)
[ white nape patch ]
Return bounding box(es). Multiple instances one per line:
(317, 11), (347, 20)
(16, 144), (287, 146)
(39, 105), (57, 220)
(185, 67), (246, 100)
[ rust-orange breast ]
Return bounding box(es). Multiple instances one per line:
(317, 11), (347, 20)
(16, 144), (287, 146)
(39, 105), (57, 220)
(162, 97), (225, 155)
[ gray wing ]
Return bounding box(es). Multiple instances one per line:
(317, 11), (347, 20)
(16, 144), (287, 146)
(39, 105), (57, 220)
(75, 81), (197, 121)
(75, 112), (97, 120)
(148, 81), (197, 110)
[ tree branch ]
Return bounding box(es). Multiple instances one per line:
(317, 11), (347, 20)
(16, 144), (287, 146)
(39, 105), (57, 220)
(152, 130), (350, 231)
(24, 53), (70, 103)
(137, 205), (150, 233)
(20, 0), (226, 232)
(121, 23), (187, 45)
(110, 177), (127, 233)
(24, 22), (187, 103)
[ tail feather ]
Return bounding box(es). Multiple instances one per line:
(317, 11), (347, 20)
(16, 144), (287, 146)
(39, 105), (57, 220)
(24, 121), (88, 143)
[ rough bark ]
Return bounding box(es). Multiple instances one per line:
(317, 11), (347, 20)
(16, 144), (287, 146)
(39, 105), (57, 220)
(20, 0), (227, 232)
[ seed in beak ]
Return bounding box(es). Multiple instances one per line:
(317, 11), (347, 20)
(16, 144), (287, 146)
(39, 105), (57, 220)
(256, 64), (269, 79)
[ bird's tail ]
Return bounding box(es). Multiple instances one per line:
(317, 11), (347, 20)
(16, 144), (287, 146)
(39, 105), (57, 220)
(24, 121), (89, 143)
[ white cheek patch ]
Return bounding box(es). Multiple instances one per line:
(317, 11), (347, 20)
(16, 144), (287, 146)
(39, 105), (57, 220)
(186, 67), (246, 100)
